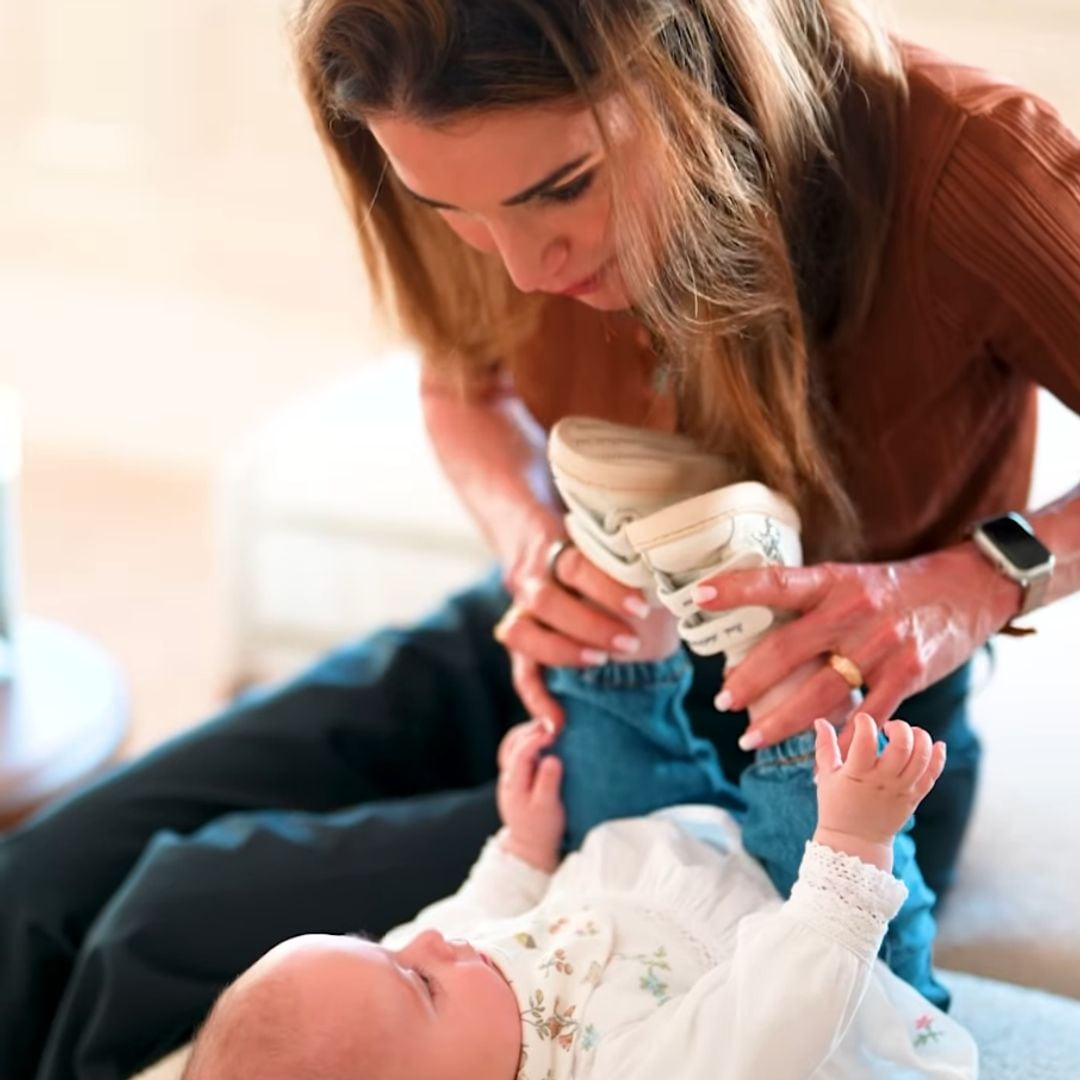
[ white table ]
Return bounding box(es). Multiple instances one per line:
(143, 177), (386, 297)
(0, 617), (128, 823)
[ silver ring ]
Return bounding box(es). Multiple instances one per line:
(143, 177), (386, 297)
(545, 538), (573, 586)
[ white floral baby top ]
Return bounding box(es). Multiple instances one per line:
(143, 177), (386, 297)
(381, 806), (977, 1079)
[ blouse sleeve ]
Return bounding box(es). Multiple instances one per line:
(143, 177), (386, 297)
(381, 832), (552, 948)
(928, 91), (1080, 411)
(592, 843), (919, 1080)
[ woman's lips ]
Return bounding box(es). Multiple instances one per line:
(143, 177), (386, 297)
(556, 259), (611, 297)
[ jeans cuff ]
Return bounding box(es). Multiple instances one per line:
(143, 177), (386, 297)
(752, 729), (816, 772)
(551, 648), (692, 692)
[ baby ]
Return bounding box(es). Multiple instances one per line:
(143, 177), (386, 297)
(182, 712), (977, 1079)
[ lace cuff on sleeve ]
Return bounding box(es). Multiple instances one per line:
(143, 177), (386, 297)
(784, 841), (908, 958)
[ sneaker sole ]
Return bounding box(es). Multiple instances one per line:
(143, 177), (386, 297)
(550, 416), (738, 496)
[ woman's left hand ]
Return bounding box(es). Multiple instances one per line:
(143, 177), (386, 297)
(694, 542), (1022, 748)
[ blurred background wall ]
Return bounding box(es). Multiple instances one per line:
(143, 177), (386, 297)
(0, 0), (1076, 751)
(0, 0), (390, 470)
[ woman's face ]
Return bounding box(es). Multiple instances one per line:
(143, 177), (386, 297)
(367, 100), (647, 311)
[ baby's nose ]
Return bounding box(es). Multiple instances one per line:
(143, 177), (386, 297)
(447, 937), (474, 961)
(416, 928), (455, 959)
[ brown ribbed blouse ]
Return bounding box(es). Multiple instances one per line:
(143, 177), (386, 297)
(503, 45), (1080, 562)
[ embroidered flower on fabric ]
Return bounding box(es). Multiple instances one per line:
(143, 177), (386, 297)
(548, 916), (570, 934)
(522, 989), (581, 1050)
(641, 969), (669, 1001)
(913, 1014), (944, 1048)
(621, 946), (671, 1004)
(515, 932), (539, 950)
(575, 920), (600, 937)
(540, 948), (574, 977)
(581, 1024), (600, 1051)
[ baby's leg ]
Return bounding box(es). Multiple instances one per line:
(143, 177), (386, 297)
(738, 730), (948, 1010)
(546, 648), (745, 851)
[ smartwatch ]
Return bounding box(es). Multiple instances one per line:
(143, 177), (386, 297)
(970, 512), (1055, 618)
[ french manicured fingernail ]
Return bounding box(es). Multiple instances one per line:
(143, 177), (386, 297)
(624, 596), (651, 619)
(613, 634), (641, 654)
(692, 584), (717, 604)
(739, 730), (763, 751)
(582, 649), (609, 666)
(539, 717), (556, 736)
(714, 690), (734, 712)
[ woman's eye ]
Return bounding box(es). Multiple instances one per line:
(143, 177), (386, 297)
(542, 170), (596, 205)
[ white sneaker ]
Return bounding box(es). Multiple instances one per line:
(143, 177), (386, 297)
(624, 484), (801, 662)
(548, 416), (743, 589)
(549, 416), (802, 662)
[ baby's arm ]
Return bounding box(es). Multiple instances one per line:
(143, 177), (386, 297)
(592, 716), (970, 1080)
(594, 862), (905, 1079)
(382, 720), (563, 947)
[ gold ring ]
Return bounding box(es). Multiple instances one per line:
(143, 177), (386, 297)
(545, 538), (573, 586)
(827, 652), (864, 689)
(493, 601), (528, 644)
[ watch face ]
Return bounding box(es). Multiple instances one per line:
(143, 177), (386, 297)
(980, 515), (1051, 572)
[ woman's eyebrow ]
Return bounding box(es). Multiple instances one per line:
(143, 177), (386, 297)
(399, 154), (594, 211)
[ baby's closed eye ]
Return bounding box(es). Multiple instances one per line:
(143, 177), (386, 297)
(414, 966), (439, 1000)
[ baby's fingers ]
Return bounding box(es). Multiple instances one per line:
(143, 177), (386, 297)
(504, 722), (553, 794)
(879, 719), (915, 777)
(912, 741), (947, 801)
(843, 712), (880, 776)
(898, 726), (933, 787)
(532, 755), (564, 805)
(813, 719), (843, 779)
(498, 721), (535, 773)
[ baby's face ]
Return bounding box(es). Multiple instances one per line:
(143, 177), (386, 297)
(245, 930), (522, 1080)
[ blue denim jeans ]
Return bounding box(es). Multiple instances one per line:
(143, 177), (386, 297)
(548, 649), (948, 1010)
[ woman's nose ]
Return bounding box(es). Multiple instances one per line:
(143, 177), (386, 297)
(496, 230), (570, 293)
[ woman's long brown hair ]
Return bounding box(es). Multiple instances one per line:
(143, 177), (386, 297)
(292, 0), (908, 557)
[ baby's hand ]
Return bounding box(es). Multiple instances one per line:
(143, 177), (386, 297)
(812, 712), (946, 872)
(496, 720), (565, 873)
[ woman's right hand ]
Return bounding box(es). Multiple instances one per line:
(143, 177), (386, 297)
(497, 509), (651, 731)
(419, 370), (651, 730)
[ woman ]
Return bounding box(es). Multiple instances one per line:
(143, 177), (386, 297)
(2, 2), (1077, 1077)
(295, 0), (1078, 888)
